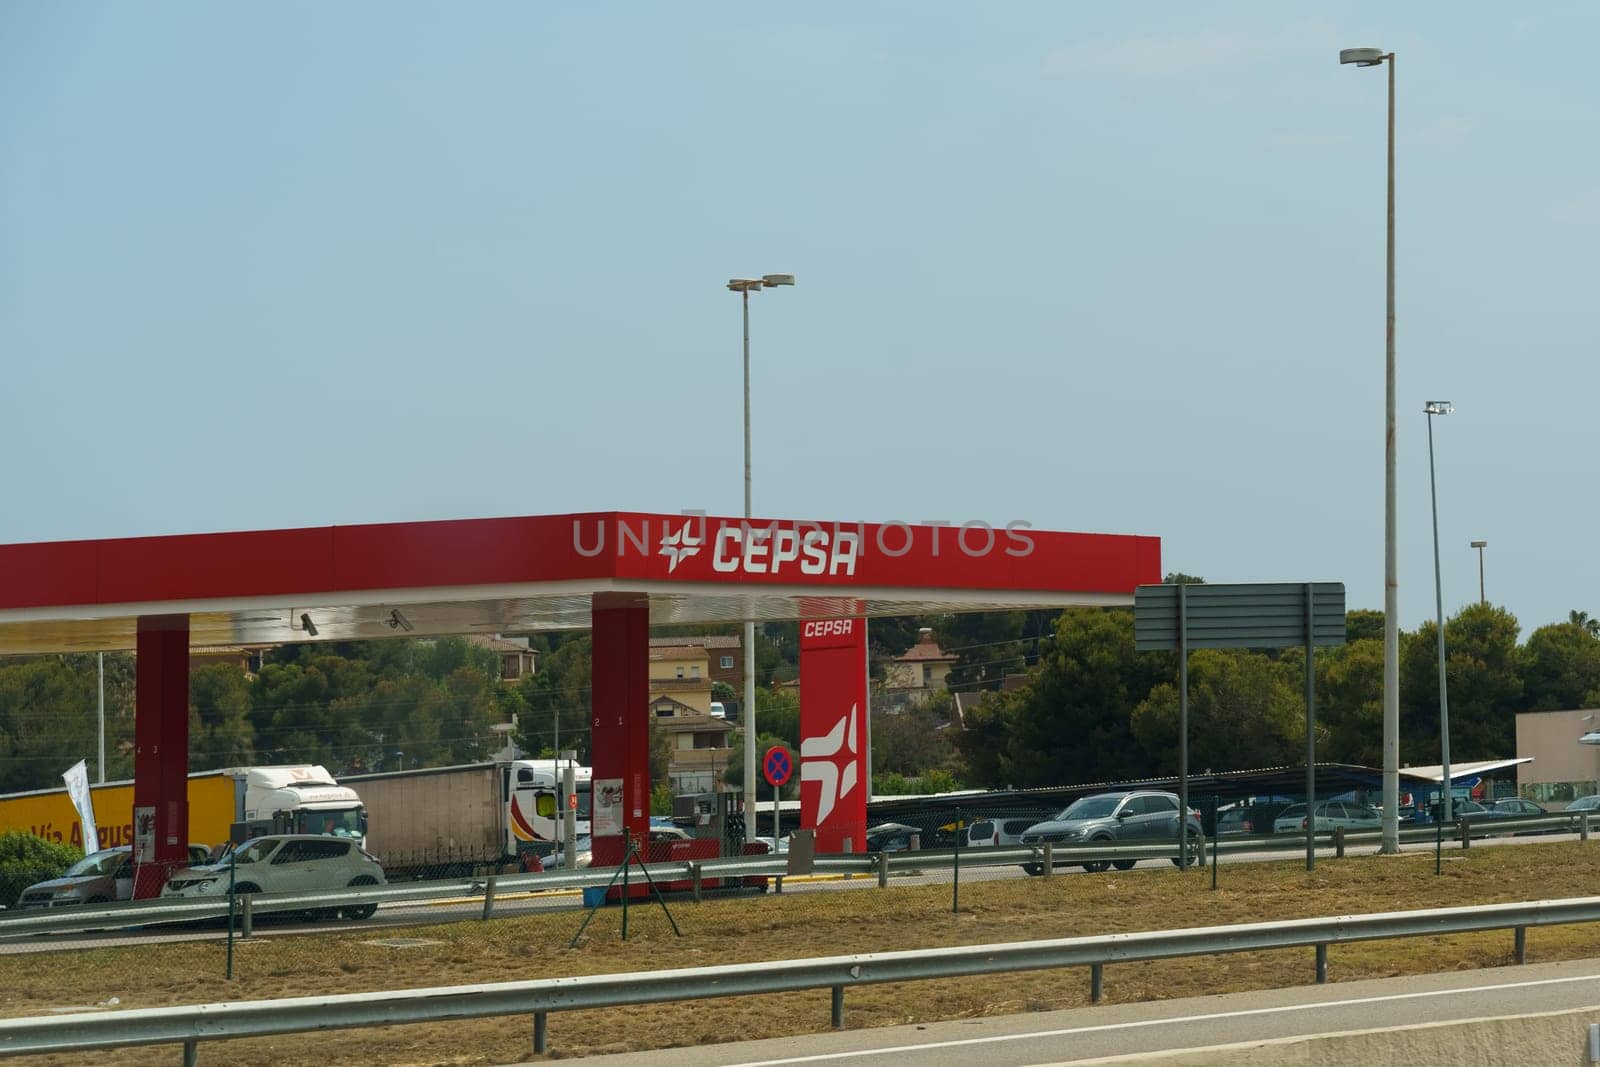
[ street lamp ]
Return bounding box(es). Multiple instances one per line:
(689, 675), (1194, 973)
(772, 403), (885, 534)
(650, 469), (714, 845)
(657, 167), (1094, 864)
(727, 273), (795, 822)
(1425, 400), (1454, 822)
(1470, 540), (1488, 605)
(1340, 44), (1400, 853)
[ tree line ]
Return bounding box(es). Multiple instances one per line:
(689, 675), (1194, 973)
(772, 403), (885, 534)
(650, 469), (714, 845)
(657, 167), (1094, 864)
(953, 603), (1600, 789)
(1, 601), (1596, 795)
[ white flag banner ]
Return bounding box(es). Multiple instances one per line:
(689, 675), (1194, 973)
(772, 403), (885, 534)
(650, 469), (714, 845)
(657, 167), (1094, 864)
(62, 759), (99, 854)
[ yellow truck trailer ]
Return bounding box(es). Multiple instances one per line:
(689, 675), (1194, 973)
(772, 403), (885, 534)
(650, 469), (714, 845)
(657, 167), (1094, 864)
(0, 765), (365, 853)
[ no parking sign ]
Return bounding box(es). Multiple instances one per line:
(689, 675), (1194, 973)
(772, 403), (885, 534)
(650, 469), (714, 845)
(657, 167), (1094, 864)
(763, 747), (793, 788)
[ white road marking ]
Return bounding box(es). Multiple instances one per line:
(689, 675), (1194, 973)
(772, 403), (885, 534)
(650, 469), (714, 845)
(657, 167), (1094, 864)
(724, 971), (1600, 1065)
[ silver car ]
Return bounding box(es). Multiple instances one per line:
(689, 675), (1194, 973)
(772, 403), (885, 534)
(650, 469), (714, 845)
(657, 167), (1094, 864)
(17, 844), (212, 909)
(1019, 791), (1204, 873)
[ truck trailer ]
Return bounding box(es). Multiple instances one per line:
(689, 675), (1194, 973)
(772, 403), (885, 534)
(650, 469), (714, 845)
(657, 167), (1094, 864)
(0, 764), (366, 854)
(343, 759), (591, 878)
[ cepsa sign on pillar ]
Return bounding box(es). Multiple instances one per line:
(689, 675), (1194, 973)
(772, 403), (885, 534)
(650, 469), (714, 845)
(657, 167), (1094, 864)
(799, 617), (868, 853)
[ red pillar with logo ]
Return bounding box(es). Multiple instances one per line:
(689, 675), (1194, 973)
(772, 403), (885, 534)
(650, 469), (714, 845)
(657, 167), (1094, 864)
(799, 617), (869, 853)
(132, 615), (191, 899)
(589, 594), (651, 868)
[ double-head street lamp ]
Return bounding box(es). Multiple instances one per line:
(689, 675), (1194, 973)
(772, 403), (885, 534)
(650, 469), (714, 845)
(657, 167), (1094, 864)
(1340, 44), (1401, 852)
(1425, 400), (1454, 821)
(727, 273), (795, 821)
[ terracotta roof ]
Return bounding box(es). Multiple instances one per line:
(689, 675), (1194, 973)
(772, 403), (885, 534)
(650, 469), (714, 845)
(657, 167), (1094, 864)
(649, 635), (741, 650)
(466, 634), (536, 654)
(893, 636), (958, 663)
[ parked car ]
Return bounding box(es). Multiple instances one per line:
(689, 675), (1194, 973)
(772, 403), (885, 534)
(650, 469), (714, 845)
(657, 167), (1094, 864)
(1566, 795), (1600, 813)
(1491, 798), (1547, 817)
(1485, 797), (1564, 835)
(752, 835), (789, 854)
(647, 826), (693, 843)
(1432, 798), (1506, 823)
(965, 817), (1040, 848)
(1215, 800), (1296, 837)
(161, 834), (387, 920)
(865, 822), (922, 853)
(1018, 791), (1204, 874)
(17, 844), (214, 910)
(1272, 801), (1381, 834)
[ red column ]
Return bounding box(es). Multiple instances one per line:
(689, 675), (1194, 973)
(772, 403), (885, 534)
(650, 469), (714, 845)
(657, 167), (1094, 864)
(132, 615), (190, 899)
(589, 594), (650, 867)
(799, 618), (869, 853)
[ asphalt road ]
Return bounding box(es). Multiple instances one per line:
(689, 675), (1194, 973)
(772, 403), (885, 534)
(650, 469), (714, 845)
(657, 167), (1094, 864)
(0, 828), (1583, 954)
(555, 956), (1600, 1066)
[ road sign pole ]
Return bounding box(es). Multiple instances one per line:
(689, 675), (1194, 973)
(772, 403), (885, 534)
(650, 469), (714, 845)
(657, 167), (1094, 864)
(1305, 582), (1317, 873)
(773, 780), (780, 846)
(1178, 583), (1189, 870)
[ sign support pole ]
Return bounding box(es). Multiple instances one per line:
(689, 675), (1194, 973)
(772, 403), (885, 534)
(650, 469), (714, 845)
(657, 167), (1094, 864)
(1305, 582), (1317, 872)
(1178, 583), (1189, 870)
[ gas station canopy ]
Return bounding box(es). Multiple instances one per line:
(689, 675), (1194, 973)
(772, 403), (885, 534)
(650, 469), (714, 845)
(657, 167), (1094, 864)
(0, 511), (1160, 653)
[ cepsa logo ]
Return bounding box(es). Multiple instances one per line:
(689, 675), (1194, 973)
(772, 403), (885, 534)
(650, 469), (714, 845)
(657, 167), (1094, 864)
(711, 525), (859, 577)
(572, 514), (1034, 576)
(802, 619), (856, 639)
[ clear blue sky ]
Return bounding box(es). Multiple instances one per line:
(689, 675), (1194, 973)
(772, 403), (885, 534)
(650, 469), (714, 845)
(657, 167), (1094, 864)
(3, 4), (1595, 634)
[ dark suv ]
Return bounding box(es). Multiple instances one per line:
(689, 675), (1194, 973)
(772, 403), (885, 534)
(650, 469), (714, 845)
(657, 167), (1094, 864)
(1019, 790), (1204, 873)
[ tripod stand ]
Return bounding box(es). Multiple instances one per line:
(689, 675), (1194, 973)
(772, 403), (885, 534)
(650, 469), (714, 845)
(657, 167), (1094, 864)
(569, 829), (682, 947)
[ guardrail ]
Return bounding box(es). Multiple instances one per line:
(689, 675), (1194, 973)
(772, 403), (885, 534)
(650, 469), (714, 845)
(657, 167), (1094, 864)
(1, 812), (1586, 941)
(2, 892), (1596, 1062)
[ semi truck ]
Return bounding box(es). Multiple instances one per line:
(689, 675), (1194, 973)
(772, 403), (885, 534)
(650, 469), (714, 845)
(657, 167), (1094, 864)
(0, 765), (366, 854)
(342, 759), (591, 878)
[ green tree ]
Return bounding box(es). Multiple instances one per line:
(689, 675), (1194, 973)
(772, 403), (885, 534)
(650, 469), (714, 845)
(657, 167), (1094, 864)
(871, 694), (955, 777)
(0, 830), (82, 907)
(518, 636), (592, 761)
(1131, 649), (1307, 772)
(953, 608), (1169, 788)
(650, 782), (675, 816)
(1344, 609), (1385, 644)
(189, 663), (256, 768)
(1520, 620), (1600, 711)
(1400, 604), (1523, 762)
(1315, 638), (1385, 765)
(0, 658), (100, 792)
(753, 687), (801, 750)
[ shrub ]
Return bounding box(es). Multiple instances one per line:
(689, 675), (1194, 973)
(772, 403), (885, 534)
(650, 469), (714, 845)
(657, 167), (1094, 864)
(0, 831), (83, 907)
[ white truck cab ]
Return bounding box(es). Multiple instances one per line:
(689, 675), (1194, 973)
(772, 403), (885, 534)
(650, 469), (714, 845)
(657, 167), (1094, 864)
(229, 765), (367, 843)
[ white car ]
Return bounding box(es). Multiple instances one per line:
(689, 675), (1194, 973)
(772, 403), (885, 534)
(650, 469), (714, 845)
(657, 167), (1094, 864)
(546, 836), (593, 870)
(161, 834), (386, 920)
(1273, 801), (1382, 834)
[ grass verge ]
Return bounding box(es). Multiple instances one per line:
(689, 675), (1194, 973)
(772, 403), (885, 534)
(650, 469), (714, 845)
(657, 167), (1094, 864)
(6, 841), (1600, 1064)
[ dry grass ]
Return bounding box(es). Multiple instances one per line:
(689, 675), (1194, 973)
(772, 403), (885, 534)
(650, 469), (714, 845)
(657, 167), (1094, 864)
(8, 842), (1600, 1064)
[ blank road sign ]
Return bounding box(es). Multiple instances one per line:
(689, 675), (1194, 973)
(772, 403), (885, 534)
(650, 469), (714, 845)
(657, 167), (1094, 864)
(1134, 582), (1347, 651)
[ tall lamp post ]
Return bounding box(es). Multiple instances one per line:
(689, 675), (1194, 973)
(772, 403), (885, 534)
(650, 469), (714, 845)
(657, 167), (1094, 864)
(1340, 45), (1400, 852)
(727, 273), (795, 823)
(1470, 540), (1487, 605)
(1425, 400), (1454, 822)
